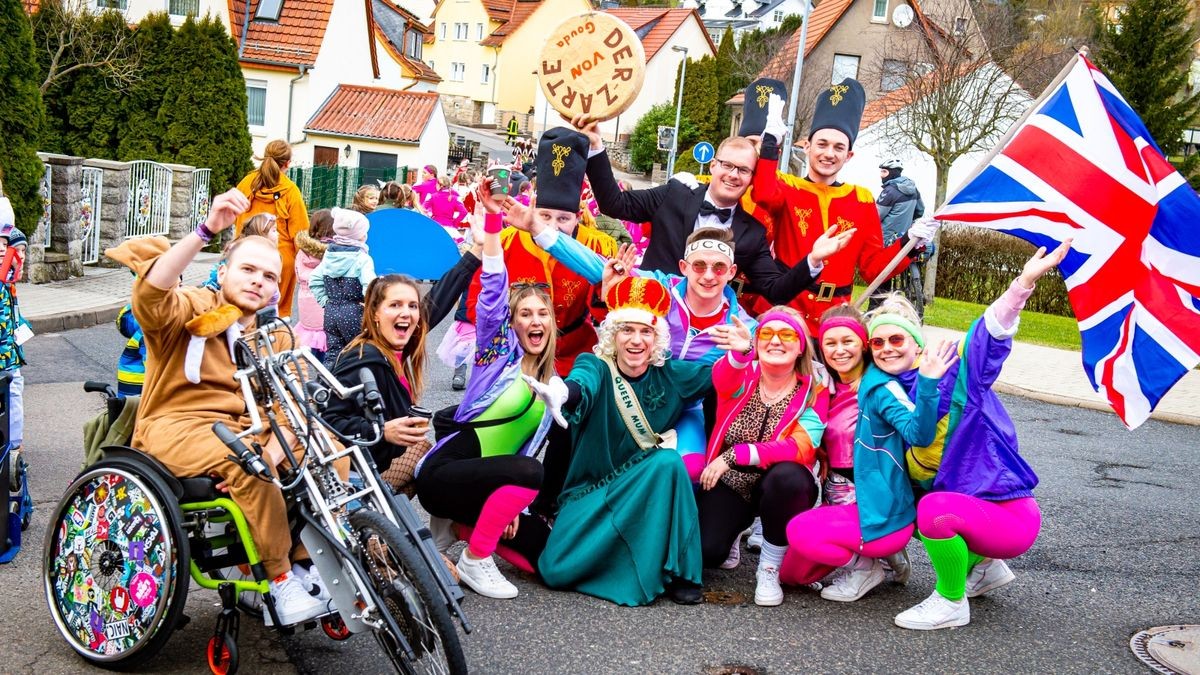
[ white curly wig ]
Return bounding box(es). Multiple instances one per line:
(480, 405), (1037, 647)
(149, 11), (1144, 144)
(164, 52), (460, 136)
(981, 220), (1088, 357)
(593, 318), (672, 368)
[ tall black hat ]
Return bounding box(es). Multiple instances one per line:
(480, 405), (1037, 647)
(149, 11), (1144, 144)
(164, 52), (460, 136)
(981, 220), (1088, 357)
(535, 127), (589, 213)
(808, 78), (866, 148)
(738, 78), (788, 137)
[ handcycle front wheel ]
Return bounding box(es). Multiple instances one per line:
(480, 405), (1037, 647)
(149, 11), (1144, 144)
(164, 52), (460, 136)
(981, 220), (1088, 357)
(349, 509), (468, 675)
(42, 462), (190, 669)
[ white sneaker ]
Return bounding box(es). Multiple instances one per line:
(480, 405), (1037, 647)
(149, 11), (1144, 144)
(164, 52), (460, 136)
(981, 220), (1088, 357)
(428, 516), (457, 554)
(293, 563), (332, 603)
(894, 590), (970, 630)
(456, 550), (518, 599)
(754, 564), (784, 606)
(966, 558), (1015, 598)
(719, 534), (742, 570)
(820, 559), (885, 602)
(268, 572), (328, 626)
(746, 517), (764, 551)
(884, 548), (912, 585)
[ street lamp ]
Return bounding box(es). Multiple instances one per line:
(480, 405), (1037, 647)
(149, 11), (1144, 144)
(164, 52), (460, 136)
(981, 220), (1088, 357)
(667, 45), (688, 177)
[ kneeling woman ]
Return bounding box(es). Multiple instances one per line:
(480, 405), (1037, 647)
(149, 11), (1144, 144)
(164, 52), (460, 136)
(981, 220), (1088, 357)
(698, 307), (827, 607)
(536, 275), (715, 606)
(413, 188), (558, 600)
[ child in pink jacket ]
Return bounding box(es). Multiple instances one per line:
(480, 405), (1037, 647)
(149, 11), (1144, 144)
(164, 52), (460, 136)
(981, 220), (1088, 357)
(294, 209), (334, 361)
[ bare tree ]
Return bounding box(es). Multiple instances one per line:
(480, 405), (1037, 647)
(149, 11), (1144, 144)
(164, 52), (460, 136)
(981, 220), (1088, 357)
(863, 0), (1051, 299)
(32, 0), (139, 94)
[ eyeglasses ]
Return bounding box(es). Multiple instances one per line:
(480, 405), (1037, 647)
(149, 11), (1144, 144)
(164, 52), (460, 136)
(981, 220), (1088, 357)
(757, 327), (801, 343)
(511, 281), (551, 292)
(869, 334), (908, 350)
(713, 158), (753, 178)
(684, 260), (730, 275)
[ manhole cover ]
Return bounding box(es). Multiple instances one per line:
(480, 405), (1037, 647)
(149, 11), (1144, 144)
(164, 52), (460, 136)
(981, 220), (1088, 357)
(701, 664), (766, 675)
(1131, 625), (1200, 674)
(702, 589), (747, 605)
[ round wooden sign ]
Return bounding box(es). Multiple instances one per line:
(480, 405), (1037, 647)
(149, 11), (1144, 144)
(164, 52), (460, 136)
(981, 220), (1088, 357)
(538, 13), (646, 122)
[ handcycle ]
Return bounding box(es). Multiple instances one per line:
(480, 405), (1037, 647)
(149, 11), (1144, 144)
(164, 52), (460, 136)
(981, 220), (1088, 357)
(42, 308), (471, 674)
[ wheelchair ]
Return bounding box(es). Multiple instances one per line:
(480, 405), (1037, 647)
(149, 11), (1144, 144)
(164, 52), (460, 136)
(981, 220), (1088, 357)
(43, 309), (471, 674)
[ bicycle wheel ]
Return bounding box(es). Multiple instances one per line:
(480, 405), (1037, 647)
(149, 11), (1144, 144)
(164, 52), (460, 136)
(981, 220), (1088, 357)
(43, 463), (189, 669)
(349, 510), (468, 675)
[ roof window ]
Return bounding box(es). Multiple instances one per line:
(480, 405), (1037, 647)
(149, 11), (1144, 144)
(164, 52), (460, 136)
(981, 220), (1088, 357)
(255, 0), (284, 22)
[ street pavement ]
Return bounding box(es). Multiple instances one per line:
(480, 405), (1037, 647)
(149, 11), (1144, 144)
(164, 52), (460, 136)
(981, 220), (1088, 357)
(3, 319), (1198, 674)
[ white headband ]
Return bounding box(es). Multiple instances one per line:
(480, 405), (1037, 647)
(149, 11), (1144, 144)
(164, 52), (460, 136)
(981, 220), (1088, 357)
(684, 239), (734, 262)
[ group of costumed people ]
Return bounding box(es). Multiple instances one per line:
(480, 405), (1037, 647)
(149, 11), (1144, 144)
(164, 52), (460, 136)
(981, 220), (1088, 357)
(108, 76), (1061, 632)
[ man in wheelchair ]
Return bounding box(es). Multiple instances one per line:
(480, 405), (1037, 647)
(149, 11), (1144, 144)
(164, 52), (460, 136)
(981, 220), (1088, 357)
(106, 188), (331, 627)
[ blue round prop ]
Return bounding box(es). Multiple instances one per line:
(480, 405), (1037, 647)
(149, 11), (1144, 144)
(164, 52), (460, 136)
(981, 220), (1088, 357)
(366, 209), (462, 281)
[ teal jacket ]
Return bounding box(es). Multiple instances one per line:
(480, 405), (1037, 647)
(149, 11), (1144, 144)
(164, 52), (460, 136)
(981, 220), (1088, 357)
(853, 364), (941, 542)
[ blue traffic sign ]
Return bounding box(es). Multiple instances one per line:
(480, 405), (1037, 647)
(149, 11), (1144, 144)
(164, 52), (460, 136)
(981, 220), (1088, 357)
(692, 141), (715, 164)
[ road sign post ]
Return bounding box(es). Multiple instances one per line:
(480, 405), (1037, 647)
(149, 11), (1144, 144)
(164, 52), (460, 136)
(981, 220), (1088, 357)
(692, 141), (714, 174)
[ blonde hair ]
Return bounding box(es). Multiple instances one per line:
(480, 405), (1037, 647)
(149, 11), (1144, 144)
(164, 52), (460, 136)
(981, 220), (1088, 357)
(509, 285), (557, 383)
(862, 291), (922, 328)
(352, 185), (379, 214)
(251, 140), (291, 193)
(240, 213), (277, 239)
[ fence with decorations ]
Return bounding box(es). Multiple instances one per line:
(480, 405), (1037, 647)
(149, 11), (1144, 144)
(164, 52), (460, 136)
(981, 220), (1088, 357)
(25, 153), (213, 283)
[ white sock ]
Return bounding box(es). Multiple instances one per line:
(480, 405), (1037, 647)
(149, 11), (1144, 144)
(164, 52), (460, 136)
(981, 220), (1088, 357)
(759, 541), (786, 569)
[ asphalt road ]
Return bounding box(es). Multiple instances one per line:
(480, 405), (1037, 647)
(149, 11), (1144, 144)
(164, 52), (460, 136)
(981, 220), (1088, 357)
(4, 320), (1196, 674)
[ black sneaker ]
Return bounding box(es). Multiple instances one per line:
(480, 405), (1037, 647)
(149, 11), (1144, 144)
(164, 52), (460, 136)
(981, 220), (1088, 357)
(666, 580), (703, 605)
(451, 364), (467, 391)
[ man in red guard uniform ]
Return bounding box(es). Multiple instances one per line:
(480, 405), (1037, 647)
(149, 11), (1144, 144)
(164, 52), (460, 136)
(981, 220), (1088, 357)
(749, 78), (937, 333)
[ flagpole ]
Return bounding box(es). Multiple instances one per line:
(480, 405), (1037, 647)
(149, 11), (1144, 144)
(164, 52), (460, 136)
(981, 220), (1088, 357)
(853, 49), (1088, 308)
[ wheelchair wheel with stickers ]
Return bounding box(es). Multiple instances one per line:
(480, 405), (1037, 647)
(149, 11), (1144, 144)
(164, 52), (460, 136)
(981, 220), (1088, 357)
(43, 461), (190, 669)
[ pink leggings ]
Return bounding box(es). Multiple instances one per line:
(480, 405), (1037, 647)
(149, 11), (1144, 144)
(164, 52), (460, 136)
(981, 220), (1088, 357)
(779, 503), (914, 586)
(917, 493), (1041, 560)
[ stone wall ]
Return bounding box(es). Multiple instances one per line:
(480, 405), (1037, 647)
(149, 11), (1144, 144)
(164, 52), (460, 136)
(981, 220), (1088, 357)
(25, 155), (210, 281)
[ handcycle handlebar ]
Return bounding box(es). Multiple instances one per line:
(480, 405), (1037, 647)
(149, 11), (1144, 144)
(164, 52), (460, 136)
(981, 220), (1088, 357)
(213, 421), (280, 487)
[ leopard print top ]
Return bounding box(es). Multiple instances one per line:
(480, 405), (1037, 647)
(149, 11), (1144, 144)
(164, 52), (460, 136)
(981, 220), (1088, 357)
(719, 380), (799, 501)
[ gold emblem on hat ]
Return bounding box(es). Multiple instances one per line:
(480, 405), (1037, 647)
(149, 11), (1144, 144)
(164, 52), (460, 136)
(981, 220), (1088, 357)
(756, 85), (772, 108)
(829, 84), (849, 106)
(552, 144), (571, 176)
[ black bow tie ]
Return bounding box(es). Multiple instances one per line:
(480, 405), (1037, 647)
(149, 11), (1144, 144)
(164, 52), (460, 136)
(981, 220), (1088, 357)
(700, 202), (733, 224)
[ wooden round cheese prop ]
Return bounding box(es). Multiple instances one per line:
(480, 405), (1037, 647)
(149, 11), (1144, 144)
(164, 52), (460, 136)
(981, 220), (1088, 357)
(538, 12), (646, 122)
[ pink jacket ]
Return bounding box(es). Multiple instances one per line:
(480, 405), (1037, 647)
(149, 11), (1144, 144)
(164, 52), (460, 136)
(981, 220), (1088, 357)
(425, 189), (468, 229)
(294, 233), (328, 351)
(705, 350), (829, 470)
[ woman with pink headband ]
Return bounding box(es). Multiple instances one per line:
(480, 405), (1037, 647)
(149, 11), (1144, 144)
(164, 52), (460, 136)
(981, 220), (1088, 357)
(700, 306), (828, 606)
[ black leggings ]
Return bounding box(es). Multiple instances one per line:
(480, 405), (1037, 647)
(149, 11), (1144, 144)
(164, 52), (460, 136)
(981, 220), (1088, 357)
(530, 423), (573, 518)
(416, 429), (549, 564)
(697, 462), (818, 569)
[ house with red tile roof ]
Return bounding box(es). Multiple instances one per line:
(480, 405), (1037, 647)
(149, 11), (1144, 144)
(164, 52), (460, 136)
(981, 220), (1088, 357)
(424, 0), (593, 131)
(725, 0), (957, 141)
(534, 8), (716, 142)
(61, 0), (450, 178)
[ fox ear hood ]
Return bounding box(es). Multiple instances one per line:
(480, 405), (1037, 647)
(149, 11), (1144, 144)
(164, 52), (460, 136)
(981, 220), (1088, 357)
(105, 236), (172, 277)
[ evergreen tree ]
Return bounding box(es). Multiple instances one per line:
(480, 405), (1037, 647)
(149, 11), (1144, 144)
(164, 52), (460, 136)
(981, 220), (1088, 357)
(53, 10), (132, 159)
(0, 0), (48, 235)
(628, 103), (698, 174)
(714, 26), (740, 144)
(118, 12), (175, 161)
(674, 55), (719, 147)
(159, 16), (252, 188)
(1093, 0), (1200, 172)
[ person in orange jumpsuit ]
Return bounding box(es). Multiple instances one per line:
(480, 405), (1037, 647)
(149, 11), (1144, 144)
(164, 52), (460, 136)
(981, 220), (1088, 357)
(235, 139), (311, 318)
(748, 79), (935, 334)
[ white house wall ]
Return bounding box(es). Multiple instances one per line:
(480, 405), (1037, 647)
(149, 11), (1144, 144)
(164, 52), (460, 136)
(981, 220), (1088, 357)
(304, 105), (448, 172)
(119, 0), (230, 28)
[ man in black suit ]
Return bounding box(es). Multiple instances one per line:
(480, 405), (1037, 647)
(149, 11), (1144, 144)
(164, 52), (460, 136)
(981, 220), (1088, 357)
(570, 117), (850, 305)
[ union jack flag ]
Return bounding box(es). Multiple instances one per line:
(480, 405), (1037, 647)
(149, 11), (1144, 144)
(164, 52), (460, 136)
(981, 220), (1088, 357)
(939, 55), (1200, 429)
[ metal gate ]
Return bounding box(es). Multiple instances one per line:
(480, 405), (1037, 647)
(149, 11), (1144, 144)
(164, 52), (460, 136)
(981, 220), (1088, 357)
(125, 160), (172, 238)
(80, 167), (103, 264)
(191, 168), (211, 225)
(37, 164), (52, 249)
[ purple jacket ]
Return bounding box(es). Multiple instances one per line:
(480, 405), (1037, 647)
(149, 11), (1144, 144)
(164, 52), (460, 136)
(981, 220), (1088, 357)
(899, 292), (1038, 501)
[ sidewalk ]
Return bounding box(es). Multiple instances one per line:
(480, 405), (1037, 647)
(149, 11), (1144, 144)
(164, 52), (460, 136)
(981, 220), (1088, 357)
(19, 252), (219, 333)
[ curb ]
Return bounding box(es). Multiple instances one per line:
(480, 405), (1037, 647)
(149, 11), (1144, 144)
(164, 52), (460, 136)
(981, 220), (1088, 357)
(28, 302), (126, 335)
(993, 382), (1200, 427)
